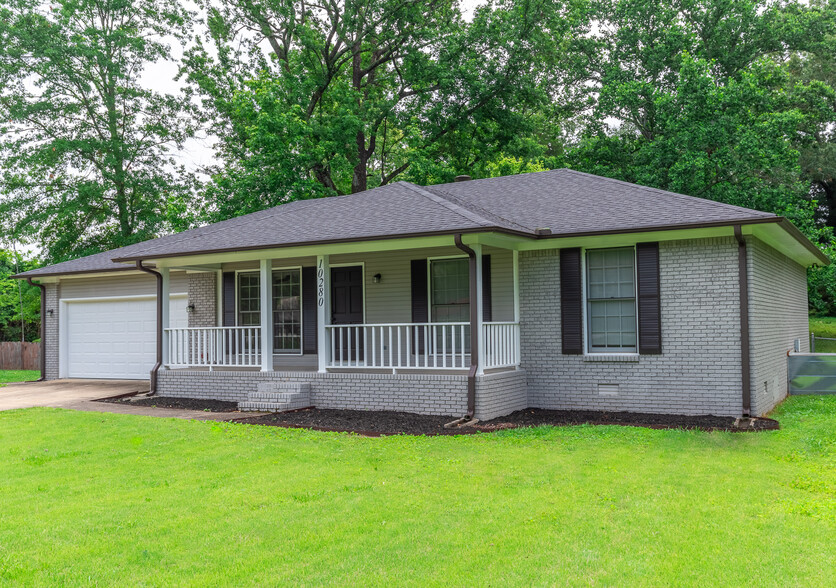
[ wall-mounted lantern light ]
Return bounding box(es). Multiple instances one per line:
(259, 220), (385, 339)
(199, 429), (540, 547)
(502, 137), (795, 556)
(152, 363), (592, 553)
(373, 273), (382, 284)
(186, 302), (196, 313)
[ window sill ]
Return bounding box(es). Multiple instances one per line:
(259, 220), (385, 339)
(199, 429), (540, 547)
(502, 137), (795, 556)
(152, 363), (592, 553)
(583, 353), (640, 363)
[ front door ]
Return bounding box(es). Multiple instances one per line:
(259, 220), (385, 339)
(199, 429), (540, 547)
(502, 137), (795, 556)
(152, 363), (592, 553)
(331, 266), (364, 362)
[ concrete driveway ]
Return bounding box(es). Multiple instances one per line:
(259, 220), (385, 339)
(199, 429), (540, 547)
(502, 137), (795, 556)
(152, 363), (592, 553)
(0, 379), (148, 411)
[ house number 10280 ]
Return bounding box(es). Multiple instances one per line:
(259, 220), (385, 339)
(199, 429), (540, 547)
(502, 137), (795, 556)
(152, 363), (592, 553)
(317, 259), (325, 307)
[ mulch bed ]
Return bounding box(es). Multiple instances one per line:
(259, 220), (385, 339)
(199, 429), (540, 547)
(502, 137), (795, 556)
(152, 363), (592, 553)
(234, 409), (468, 436)
(97, 395), (239, 413)
(234, 407), (779, 436)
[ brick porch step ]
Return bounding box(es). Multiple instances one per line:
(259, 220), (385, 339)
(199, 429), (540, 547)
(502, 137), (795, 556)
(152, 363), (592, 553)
(238, 382), (312, 413)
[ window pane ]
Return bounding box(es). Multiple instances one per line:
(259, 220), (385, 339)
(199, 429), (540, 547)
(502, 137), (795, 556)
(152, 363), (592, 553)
(238, 272), (260, 327)
(430, 259), (470, 322)
(586, 248), (637, 352)
(430, 258), (470, 351)
(272, 269), (301, 353)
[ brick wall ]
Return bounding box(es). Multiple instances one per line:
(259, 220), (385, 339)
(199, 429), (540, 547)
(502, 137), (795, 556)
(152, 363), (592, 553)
(157, 368), (531, 420)
(44, 283), (60, 380)
(747, 237), (809, 416)
(188, 273), (217, 328)
(475, 370), (528, 420)
(519, 237), (744, 416)
(157, 370), (470, 416)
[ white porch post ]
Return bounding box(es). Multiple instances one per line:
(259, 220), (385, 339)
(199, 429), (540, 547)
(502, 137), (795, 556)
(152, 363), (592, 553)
(512, 249), (520, 369)
(474, 244), (485, 375)
(160, 267), (170, 368)
(317, 254), (330, 372)
(259, 259), (273, 372)
(215, 269), (223, 326)
(512, 249), (520, 323)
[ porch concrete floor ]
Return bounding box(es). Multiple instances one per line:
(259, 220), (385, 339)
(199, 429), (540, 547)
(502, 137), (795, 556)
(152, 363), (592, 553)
(0, 379), (259, 421)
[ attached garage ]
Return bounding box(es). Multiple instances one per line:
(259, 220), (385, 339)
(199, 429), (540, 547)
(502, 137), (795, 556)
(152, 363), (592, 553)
(60, 294), (188, 379)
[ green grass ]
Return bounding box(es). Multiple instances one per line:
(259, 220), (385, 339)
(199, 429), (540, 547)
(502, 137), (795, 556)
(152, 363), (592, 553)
(810, 316), (836, 353)
(1, 399), (834, 586)
(0, 370), (39, 386)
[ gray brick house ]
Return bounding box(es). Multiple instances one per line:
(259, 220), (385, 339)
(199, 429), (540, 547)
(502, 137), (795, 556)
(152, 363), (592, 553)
(17, 169), (828, 419)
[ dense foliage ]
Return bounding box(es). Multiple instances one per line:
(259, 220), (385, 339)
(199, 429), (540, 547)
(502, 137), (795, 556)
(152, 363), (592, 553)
(0, 0), (199, 262)
(0, 250), (40, 342)
(182, 0), (590, 220)
(1, 0), (835, 311)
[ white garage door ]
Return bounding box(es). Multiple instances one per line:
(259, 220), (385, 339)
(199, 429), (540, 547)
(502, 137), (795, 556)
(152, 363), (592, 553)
(64, 296), (188, 379)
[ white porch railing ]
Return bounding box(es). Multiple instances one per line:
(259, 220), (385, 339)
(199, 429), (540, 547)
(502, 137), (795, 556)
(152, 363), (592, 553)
(165, 322), (520, 371)
(325, 322), (470, 369)
(165, 326), (261, 368)
(482, 321), (521, 369)
(324, 321), (521, 371)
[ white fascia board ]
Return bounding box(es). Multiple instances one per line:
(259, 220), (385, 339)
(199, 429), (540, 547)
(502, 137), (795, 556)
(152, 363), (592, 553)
(516, 226), (736, 251)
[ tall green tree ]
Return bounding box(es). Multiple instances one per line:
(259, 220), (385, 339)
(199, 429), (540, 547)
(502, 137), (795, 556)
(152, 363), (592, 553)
(0, 0), (200, 262)
(185, 0), (591, 220)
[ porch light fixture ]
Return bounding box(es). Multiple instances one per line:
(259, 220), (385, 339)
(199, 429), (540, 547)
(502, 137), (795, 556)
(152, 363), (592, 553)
(186, 302), (196, 313)
(47, 309), (54, 316)
(373, 273), (382, 283)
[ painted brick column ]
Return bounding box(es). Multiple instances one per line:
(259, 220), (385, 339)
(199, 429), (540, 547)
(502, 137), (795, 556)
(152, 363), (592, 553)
(188, 273), (217, 328)
(44, 283), (60, 380)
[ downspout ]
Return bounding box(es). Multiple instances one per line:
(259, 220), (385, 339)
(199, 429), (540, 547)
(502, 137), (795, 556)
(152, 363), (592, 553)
(25, 278), (46, 382)
(135, 260), (162, 395)
(454, 234), (478, 418)
(734, 226), (751, 416)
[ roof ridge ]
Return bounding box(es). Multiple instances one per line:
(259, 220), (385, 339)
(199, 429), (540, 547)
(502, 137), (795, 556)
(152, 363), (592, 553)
(422, 183), (535, 233)
(560, 169), (778, 217)
(397, 182), (499, 228)
(430, 167), (569, 189)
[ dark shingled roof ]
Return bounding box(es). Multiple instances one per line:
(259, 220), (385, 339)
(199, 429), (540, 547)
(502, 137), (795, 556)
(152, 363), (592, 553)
(425, 169), (776, 234)
(17, 169), (791, 278)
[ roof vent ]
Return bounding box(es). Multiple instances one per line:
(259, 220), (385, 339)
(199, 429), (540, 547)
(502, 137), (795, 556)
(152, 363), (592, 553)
(454, 175), (472, 182)
(535, 227), (552, 235)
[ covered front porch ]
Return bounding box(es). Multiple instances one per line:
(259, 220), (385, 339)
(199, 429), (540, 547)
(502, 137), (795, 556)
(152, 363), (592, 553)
(156, 236), (522, 376)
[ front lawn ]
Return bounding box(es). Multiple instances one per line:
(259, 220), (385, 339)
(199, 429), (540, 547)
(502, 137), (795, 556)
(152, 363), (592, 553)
(0, 397), (834, 586)
(810, 316), (836, 352)
(0, 370), (39, 386)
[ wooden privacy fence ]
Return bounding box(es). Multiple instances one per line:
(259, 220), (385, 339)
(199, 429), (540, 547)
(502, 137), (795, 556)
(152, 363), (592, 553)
(0, 342), (41, 371)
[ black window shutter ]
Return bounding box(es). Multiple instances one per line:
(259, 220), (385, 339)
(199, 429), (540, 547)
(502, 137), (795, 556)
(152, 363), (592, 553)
(636, 242), (662, 354)
(222, 272), (236, 327)
(411, 259), (428, 353)
(482, 254), (492, 322)
(560, 248), (583, 354)
(302, 266), (317, 354)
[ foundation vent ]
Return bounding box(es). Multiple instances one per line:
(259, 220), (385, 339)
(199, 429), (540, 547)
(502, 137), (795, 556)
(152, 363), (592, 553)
(598, 383), (619, 396)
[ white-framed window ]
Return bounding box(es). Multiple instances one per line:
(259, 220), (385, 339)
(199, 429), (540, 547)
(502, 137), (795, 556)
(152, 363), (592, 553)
(429, 257), (471, 351)
(430, 258), (469, 323)
(272, 269), (301, 353)
(585, 247), (637, 353)
(237, 269), (302, 354)
(237, 272), (261, 327)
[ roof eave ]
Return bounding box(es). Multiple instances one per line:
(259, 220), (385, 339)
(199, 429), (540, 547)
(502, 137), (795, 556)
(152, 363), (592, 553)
(110, 227), (534, 264)
(12, 265), (137, 281)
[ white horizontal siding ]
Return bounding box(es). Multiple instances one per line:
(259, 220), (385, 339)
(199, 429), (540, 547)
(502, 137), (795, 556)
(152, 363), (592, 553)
(59, 271), (189, 299)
